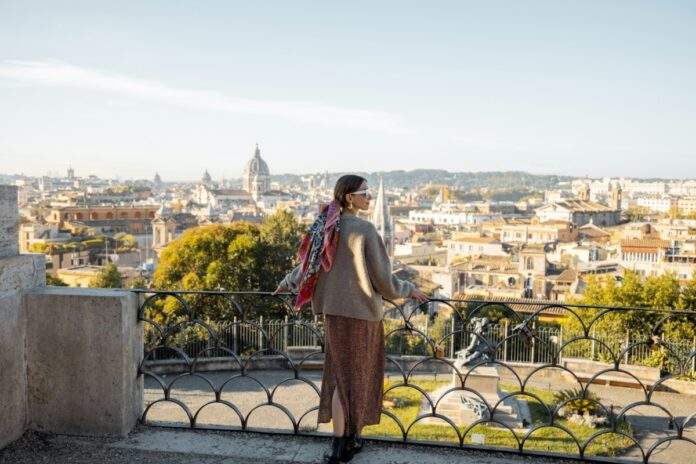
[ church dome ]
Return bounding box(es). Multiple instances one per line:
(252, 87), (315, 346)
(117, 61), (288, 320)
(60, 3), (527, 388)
(201, 169), (212, 184)
(243, 144), (270, 178)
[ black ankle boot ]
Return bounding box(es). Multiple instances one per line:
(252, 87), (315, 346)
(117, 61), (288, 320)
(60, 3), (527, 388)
(326, 436), (349, 464)
(346, 434), (363, 456)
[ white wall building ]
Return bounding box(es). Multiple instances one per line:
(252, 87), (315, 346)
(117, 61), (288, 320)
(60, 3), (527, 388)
(408, 209), (502, 225)
(446, 237), (507, 264)
(394, 242), (447, 265)
(633, 196), (674, 213)
(18, 222), (72, 253)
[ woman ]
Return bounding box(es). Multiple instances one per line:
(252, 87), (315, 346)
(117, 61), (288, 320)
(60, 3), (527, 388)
(273, 175), (429, 463)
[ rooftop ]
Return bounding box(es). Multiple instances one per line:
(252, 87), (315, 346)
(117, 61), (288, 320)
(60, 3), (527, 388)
(451, 236), (499, 244)
(619, 239), (670, 248)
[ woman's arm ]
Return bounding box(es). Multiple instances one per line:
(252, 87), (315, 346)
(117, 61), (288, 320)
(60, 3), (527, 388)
(273, 263), (303, 295)
(364, 227), (421, 300)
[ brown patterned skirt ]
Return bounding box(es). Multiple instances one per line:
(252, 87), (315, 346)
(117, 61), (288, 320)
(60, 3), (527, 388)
(318, 315), (385, 435)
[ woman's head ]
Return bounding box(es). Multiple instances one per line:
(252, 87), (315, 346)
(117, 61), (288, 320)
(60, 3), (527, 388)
(333, 174), (371, 211)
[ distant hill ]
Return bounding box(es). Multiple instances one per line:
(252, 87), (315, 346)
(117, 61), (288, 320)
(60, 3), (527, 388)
(271, 170), (572, 191)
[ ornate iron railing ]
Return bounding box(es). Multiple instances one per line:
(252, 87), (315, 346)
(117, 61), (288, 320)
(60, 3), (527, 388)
(135, 290), (696, 463)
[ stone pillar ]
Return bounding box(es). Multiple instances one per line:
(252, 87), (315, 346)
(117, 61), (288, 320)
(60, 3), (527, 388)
(1, 185), (142, 447)
(0, 185), (19, 259)
(24, 287), (143, 437)
(0, 185), (45, 449)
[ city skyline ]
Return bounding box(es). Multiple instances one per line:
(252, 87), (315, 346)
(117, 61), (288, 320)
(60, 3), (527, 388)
(1, 1), (695, 179)
(4, 163), (696, 185)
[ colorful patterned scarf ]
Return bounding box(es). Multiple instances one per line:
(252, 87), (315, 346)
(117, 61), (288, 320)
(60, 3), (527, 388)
(294, 200), (342, 310)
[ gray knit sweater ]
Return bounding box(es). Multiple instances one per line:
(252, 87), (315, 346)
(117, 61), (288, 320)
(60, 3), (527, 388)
(280, 214), (415, 321)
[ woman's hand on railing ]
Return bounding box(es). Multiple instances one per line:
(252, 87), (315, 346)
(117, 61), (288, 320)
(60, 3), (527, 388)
(271, 285), (284, 296)
(410, 288), (430, 303)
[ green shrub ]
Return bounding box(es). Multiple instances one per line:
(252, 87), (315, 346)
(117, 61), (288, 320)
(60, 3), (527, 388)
(553, 388), (601, 416)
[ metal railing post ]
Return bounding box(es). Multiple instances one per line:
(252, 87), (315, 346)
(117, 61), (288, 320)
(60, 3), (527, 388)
(503, 320), (509, 362)
(259, 315), (264, 351)
(558, 324), (563, 364)
(625, 330), (630, 365)
(233, 316), (239, 354)
(530, 321), (536, 363)
(284, 315), (289, 352)
(313, 314), (318, 347)
(449, 314), (455, 359)
(591, 327), (596, 360)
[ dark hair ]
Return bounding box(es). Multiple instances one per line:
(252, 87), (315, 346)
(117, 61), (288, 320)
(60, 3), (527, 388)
(333, 175), (367, 208)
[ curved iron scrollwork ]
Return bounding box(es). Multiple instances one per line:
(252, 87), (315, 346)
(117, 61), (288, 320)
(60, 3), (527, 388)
(134, 290), (696, 463)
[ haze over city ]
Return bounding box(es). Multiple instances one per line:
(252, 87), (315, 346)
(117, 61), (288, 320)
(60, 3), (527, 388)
(1, 1), (695, 180)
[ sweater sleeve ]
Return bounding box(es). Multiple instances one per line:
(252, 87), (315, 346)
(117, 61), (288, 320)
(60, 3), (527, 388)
(279, 264), (303, 293)
(364, 226), (416, 299)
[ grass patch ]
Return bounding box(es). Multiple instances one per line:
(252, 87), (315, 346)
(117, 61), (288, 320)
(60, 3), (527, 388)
(360, 378), (634, 458)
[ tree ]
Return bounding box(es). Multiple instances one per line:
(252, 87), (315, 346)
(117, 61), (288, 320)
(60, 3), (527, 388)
(667, 206), (684, 220)
(259, 209), (306, 282)
(46, 273), (68, 286)
(114, 233), (137, 251)
(89, 263), (122, 288)
(565, 271), (695, 341)
(151, 211), (304, 322)
(625, 206), (650, 222)
(29, 243), (53, 254)
(680, 274), (696, 310)
(125, 275), (148, 289)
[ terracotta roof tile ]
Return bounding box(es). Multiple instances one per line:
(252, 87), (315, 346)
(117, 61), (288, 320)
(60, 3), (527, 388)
(452, 237), (498, 244)
(451, 295), (568, 315)
(619, 239), (669, 248)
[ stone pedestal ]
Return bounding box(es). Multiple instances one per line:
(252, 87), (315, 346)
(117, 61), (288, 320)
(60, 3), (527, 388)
(25, 287), (143, 437)
(423, 365), (528, 429)
(453, 366), (500, 392)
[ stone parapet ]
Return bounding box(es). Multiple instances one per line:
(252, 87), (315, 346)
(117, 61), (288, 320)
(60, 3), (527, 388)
(0, 254), (46, 293)
(0, 291), (27, 449)
(0, 250), (46, 449)
(1, 190), (143, 448)
(0, 185), (19, 259)
(24, 287), (143, 437)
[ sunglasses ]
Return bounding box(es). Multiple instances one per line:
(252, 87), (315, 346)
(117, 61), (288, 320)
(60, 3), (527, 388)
(349, 188), (372, 197)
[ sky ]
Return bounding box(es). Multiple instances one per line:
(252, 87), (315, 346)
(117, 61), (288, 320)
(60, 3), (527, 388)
(0, 0), (695, 181)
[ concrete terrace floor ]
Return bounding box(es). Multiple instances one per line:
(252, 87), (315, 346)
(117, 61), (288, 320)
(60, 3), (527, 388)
(1, 427), (582, 464)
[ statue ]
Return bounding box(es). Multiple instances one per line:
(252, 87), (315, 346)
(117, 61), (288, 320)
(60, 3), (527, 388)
(455, 317), (493, 366)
